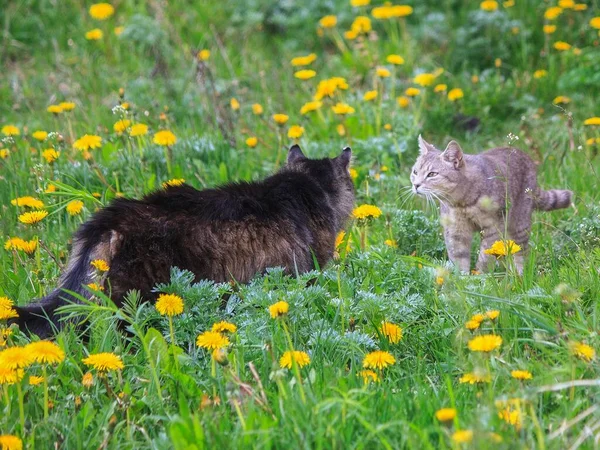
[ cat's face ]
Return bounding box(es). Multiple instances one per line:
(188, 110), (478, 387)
(286, 145), (355, 225)
(410, 136), (465, 202)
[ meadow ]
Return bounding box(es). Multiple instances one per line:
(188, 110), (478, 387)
(1, 0), (600, 448)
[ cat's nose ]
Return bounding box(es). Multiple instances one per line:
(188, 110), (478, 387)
(414, 183), (421, 191)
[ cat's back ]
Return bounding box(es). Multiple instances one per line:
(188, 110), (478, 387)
(470, 146), (536, 178)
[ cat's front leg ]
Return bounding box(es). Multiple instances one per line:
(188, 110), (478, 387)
(442, 213), (473, 273)
(476, 226), (501, 273)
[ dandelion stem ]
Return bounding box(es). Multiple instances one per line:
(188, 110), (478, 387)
(168, 316), (179, 372)
(43, 365), (48, 419)
(17, 380), (25, 433)
(281, 320), (307, 404)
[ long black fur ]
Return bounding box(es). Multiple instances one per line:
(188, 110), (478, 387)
(13, 146), (355, 337)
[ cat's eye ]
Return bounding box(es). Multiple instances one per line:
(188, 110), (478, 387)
(427, 172), (438, 178)
(412, 170), (417, 175)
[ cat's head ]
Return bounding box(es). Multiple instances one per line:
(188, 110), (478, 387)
(286, 145), (355, 226)
(410, 135), (465, 202)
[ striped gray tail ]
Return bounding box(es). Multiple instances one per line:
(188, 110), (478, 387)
(535, 189), (573, 211)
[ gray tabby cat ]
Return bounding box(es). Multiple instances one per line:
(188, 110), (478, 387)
(410, 136), (572, 273)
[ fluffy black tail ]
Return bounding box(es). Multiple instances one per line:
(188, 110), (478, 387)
(534, 189), (573, 211)
(12, 239), (97, 338)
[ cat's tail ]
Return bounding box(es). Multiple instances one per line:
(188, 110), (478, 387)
(11, 225), (120, 338)
(534, 188), (573, 211)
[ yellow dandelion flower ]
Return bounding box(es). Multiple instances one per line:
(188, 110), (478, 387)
(82, 371), (94, 387)
(533, 69), (548, 79)
(452, 430), (473, 444)
(0, 346), (34, 370)
(573, 3), (587, 10)
(511, 370), (533, 380)
(129, 123), (148, 137)
(85, 28), (104, 40)
(230, 98), (240, 110)
(269, 301), (289, 318)
(0, 149), (9, 159)
(558, 0), (574, 8)
(380, 322), (403, 343)
(543, 24), (557, 34)
(349, 168), (358, 180)
(448, 88), (464, 101)
(155, 293), (184, 317)
(0, 306), (19, 321)
(162, 178), (185, 188)
(114, 26), (124, 36)
(405, 87), (420, 97)
(584, 117), (600, 126)
(397, 96), (410, 108)
(11, 196), (44, 209)
(287, 125), (305, 139)
(66, 200), (84, 216)
(480, 0), (498, 11)
(153, 130), (177, 146)
(553, 96), (570, 104)
(32, 130), (48, 141)
(363, 90), (378, 101)
(300, 101), (322, 115)
(82, 352), (124, 372)
(196, 331), (230, 350)
(252, 103), (263, 115)
(351, 0), (370, 6)
(319, 15), (337, 28)
(459, 371), (492, 383)
(291, 53), (317, 67)
(486, 310), (500, 320)
(332, 102), (355, 115)
(86, 283), (104, 291)
(360, 369), (379, 384)
(74, 134), (102, 151)
(386, 54), (404, 65)
(503, 0), (515, 7)
(59, 102), (76, 111)
(414, 73), (436, 87)
(273, 114), (289, 125)
(42, 148), (60, 164)
(465, 320), (480, 331)
(468, 334), (502, 352)
(435, 408), (457, 422)
(26, 341), (65, 365)
(294, 70), (316, 80)
(484, 240), (521, 257)
(0, 297), (14, 310)
(376, 67), (391, 78)
(18, 210), (48, 225)
(246, 136), (258, 148)
(4, 237), (38, 255)
(0, 367), (23, 385)
(384, 239), (398, 248)
(363, 350), (395, 370)
(0, 434), (23, 450)
(212, 321), (237, 333)
(89, 3), (114, 20)
(352, 204), (382, 220)
(113, 119), (131, 134)
(1, 125), (20, 136)
(197, 49), (210, 61)
(570, 342), (595, 361)
(279, 350), (311, 369)
(553, 41), (571, 51)
(47, 104), (63, 114)
(91, 259), (110, 272)
(545, 6), (563, 20)
(29, 375), (45, 386)
(590, 17), (600, 29)
(434, 84), (447, 93)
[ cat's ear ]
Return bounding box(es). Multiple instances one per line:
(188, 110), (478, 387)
(418, 135), (435, 155)
(441, 140), (464, 169)
(287, 145), (306, 165)
(336, 147), (352, 171)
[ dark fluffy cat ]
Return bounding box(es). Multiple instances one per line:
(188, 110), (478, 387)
(14, 145), (355, 337)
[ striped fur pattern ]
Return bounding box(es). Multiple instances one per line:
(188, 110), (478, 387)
(410, 136), (573, 273)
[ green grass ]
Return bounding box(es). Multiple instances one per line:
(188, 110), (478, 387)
(1, 0), (600, 448)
